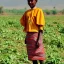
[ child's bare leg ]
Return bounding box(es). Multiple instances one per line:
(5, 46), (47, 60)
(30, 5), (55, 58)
(39, 60), (44, 64)
(32, 60), (38, 64)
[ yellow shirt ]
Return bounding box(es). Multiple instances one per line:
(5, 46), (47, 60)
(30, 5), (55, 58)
(20, 8), (45, 32)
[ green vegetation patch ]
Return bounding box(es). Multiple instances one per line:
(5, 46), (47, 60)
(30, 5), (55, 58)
(0, 15), (64, 64)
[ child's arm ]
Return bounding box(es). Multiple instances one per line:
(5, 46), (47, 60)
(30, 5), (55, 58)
(36, 25), (43, 48)
(35, 9), (45, 48)
(20, 13), (26, 27)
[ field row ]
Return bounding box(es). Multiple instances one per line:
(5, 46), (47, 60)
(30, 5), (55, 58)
(0, 15), (64, 64)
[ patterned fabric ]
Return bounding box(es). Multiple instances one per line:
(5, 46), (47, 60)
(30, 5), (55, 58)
(25, 32), (46, 60)
(20, 8), (45, 32)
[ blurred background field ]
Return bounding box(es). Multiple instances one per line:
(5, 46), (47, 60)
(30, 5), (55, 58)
(0, 6), (64, 15)
(0, 13), (64, 64)
(0, 4), (64, 64)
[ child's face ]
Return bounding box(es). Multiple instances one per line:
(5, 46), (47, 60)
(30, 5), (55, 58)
(27, 0), (37, 8)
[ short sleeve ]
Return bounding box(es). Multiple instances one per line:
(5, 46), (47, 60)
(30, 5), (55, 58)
(20, 13), (26, 27)
(36, 9), (45, 26)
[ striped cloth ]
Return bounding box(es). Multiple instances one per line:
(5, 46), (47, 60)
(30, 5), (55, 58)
(25, 32), (46, 60)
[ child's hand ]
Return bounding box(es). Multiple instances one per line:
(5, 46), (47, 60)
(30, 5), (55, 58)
(35, 41), (39, 48)
(36, 43), (39, 48)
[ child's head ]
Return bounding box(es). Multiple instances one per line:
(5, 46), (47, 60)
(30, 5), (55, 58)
(27, 0), (38, 8)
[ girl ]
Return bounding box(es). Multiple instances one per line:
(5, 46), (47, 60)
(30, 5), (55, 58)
(20, 0), (46, 64)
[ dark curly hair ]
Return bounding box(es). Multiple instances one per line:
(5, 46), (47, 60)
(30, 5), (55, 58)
(27, 0), (38, 2)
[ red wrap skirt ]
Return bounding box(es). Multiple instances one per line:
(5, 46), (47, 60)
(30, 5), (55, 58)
(25, 32), (46, 60)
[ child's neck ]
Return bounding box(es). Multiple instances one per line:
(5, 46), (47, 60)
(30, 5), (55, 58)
(31, 6), (36, 9)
